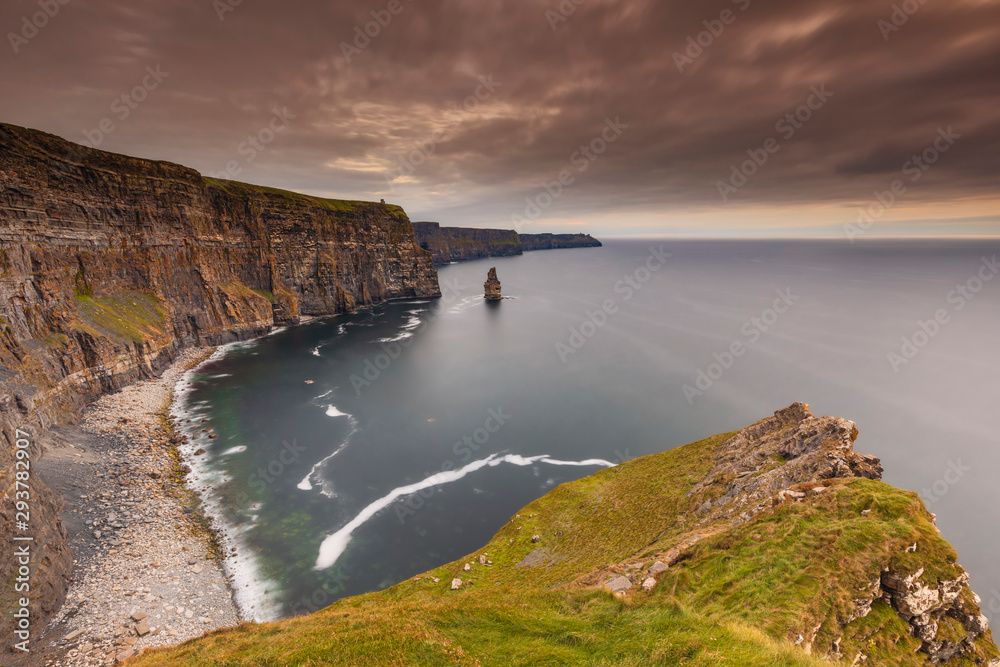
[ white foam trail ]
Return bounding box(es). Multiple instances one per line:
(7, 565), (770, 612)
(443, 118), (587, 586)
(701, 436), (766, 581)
(534, 457), (616, 467)
(221, 446), (248, 456)
(311, 346), (322, 357)
(314, 453), (615, 570)
(376, 331), (413, 343)
(375, 313), (424, 343)
(297, 405), (358, 492)
(446, 295), (481, 315)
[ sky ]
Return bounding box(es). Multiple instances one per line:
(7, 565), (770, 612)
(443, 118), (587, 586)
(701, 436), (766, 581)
(1, 0), (997, 237)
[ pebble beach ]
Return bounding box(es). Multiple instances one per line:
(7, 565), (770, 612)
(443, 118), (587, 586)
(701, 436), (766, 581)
(34, 348), (241, 666)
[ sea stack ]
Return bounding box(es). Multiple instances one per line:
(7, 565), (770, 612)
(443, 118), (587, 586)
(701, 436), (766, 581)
(484, 267), (502, 301)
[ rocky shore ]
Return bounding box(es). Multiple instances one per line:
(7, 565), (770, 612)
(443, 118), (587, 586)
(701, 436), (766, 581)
(27, 349), (240, 667)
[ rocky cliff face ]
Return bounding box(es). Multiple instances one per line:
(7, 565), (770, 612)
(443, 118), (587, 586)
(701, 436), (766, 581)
(411, 223), (602, 266)
(0, 122), (440, 649)
(601, 404), (997, 665)
(518, 233), (602, 251)
(412, 222), (522, 265)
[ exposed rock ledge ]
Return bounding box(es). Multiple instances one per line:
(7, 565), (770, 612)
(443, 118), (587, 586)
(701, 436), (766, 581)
(601, 404), (997, 666)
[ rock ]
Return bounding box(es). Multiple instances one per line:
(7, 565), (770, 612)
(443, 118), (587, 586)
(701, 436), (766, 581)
(64, 629), (84, 641)
(93, 530), (102, 539)
(131, 611), (148, 622)
(603, 575), (633, 594)
(79, 642), (94, 653)
(478, 555), (487, 565)
(135, 620), (150, 636)
(484, 268), (502, 301)
(451, 578), (463, 590)
(641, 577), (656, 591)
(192, 565), (203, 574)
(648, 561), (668, 575)
(463, 563), (471, 572)
(531, 535), (541, 543)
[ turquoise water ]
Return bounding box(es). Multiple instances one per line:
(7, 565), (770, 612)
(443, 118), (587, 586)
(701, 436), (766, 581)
(174, 239), (1000, 621)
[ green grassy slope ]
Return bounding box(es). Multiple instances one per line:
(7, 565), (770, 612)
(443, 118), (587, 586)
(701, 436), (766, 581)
(132, 420), (999, 666)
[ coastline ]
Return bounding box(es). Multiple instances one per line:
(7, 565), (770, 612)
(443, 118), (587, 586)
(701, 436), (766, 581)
(31, 348), (241, 667)
(168, 340), (285, 624)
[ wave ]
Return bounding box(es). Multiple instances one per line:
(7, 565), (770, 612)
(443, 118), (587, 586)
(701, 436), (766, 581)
(446, 295), (482, 315)
(171, 342), (283, 623)
(296, 404), (358, 494)
(314, 453), (615, 570)
(375, 312), (425, 344)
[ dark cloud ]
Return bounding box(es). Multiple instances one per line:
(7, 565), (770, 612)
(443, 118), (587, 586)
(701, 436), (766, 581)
(0, 0), (997, 235)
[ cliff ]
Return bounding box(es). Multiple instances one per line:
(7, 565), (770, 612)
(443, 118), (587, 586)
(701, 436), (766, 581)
(411, 222), (602, 265)
(0, 121), (440, 649)
(135, 404), (999, 666)
(412, 222), (522, 265)
(519, 232), (603, 251)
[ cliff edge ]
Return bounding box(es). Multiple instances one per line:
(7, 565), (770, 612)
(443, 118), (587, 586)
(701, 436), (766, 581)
(0, 121), (440, 651)
(412, 222), (601, 265)
(133, 404), (999, 666)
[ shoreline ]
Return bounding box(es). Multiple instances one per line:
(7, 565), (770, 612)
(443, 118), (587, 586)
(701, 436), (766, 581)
(32, 348), (242, 667)
(168, 340), (285, 623)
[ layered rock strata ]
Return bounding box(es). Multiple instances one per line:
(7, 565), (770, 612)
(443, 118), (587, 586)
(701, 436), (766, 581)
(0, 122), (440, 651)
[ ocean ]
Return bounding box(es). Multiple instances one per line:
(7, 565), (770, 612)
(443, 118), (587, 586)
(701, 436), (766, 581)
(171, 239), (1000, 623)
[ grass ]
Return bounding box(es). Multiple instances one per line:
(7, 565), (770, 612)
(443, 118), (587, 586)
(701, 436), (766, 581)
(203, 177), (408, 219)
(218, 281), (274, 304)
(72, 290), (167, 342)
(132, 428), (999, 667)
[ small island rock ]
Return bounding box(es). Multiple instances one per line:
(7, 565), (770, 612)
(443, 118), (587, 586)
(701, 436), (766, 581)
(484, 267), (502, 301)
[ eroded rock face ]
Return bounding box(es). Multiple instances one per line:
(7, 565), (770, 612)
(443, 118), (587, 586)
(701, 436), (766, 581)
(675, 403), (992, 664)
(0, 121), (440, 647)
(685, 403), (884, 525)
(484, 268), (502, 301)
(412, 223), (522, 265)
(878, 568), (991, 662)
(518, 233), (602, 251)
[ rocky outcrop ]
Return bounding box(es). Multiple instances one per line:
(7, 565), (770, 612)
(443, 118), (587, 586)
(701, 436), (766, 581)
(685, 402), (884, 525)
(412, 222), (521, 265)
(412, 223), (602, 265)
(878, 568), (990, 662)
(657, 403), (993, 665)
(518, 233), (602, 251)
(484, 268), (502, 301)
(0, 121), (440, 651)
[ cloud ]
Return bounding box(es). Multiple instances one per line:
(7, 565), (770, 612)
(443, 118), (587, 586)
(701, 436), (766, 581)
(0, 0), (996, 235)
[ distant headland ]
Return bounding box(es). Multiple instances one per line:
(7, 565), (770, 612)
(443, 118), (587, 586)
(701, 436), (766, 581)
(412, 222), (601, 265)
